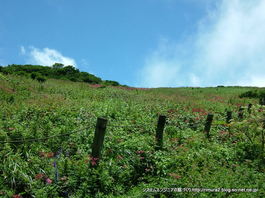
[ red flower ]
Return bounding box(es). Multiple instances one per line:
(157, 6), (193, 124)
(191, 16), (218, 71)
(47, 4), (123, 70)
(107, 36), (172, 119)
(47, 152), (54, 158)
(90, 84), (102, 88)
(192, 108), (208, 116)
(116, 155), (123, 160)
(167, 109), (176, 113)
(60, 176), (68, 181)
(168, 173), (181, 179)
(123, 165), (128, 168)
(12, 195), (22, 198)
(39, 152), (54, 158)
(136, 150), (145, 154)
(90, 157), (99, 166)
(35, 173), (45, 180)
(107, 149), (113, 153)
(117, 138), (124, 143)
(170, 138), (179, 142)
(219, 130), (229, 135)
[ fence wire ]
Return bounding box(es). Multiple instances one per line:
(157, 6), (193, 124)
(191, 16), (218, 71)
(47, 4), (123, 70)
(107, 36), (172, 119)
(0, 125), (92, 144)
(0, 104), (251, 144)
(108, 123), (156, 129)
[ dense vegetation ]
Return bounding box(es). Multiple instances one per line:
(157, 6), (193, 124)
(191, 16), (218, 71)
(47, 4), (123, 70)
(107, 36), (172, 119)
(0, 73), (265, 197)
(0, 64), (121, 86)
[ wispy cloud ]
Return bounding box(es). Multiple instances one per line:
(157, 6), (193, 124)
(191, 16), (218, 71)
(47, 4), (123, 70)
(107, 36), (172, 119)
(20, 46), (26, 55)
(21, 46), (77, 67)
(138, 0), (265, 87)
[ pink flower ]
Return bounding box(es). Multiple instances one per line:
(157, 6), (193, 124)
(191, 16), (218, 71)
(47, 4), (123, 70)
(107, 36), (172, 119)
(46, 178), (52, 184)
(90, 157), (99, 166)
(90, 84), (103, 88)
(136, 150), (145, 154)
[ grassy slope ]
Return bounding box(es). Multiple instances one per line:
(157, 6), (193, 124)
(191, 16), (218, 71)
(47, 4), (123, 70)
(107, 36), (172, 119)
(0, 74), (264, 197)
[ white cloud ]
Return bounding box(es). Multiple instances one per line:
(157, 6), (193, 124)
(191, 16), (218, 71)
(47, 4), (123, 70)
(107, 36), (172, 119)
(20, 46), (26, 55)
(21, 46), (77, 67)
(140, 57), (180, 88)
(138, 0), (265, 87)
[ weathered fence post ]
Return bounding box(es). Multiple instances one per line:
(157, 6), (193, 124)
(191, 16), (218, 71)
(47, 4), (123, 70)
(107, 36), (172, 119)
(155, 115), (166, 150)
(53, 161), (59, 183)
(262, 120), (265, 160)
(238, 106), (244, 120)
(259, 97), (265, 105)
(248, 103), (252, 114)
(259, 98), (263, 105)
(204, 114), (214, 139)
(91, 117), (108, 166)
(226, 111), (232, 137)
(226, 111), (232, 124)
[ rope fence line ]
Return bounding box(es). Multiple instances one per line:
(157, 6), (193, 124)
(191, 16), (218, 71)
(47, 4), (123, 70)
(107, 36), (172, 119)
(0, 103), (261, 169)
(0, 126), (92, 144)
(108, 123), (156, 128)
(0, 103), (255, 145)
(0, 119), (240, 144)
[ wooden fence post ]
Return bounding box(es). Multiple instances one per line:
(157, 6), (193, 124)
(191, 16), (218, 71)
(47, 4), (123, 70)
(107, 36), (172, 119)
(204, 114), (214, 139)
(259, 98), (263, 105)
(155, 115), (166, 150)
(226, 111), (232, 138)
(259, 97), (265, 105)
(238, 106), (244, 120)
(261, 120), (265, 160)
(248, 103), (252, 114)
(226, 111), (232, 124)
(91, 117), (108, 166)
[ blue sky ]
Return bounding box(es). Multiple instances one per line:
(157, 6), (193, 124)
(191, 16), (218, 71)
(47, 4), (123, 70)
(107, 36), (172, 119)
(1, 0), (265, 87)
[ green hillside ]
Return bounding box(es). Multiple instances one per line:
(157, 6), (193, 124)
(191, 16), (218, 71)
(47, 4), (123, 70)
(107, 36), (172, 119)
(0, 64), (121, 86)
(0, 74), (265, 197)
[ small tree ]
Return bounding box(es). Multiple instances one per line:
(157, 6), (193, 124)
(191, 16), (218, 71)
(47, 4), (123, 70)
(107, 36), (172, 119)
(104, 80), (120, 86)
(36, 75), (47, 83)
(30, 72), (38, 80)
(31, 72), (46, 83)
(52, 63), (64, 69)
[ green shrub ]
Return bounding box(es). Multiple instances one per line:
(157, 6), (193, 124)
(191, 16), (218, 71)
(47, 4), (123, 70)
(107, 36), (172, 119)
(15, 71), (28, 77)
(36, 76), (46, 83)
(103, 80), (120, 86)
(30, 72), (47, 83)
(239, 90), (259, 98)
(30, 72), (39, 80)
(231, 105), (265, 164)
